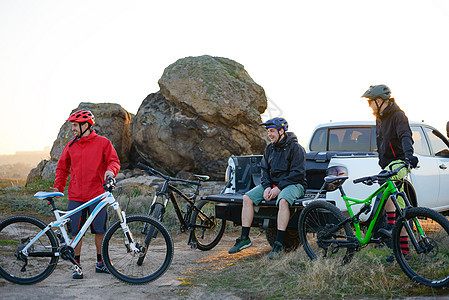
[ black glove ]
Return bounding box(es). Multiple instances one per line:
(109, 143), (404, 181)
(406, 155), (418, 168)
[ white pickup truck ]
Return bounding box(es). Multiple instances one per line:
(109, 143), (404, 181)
(203, 120), (449, 248)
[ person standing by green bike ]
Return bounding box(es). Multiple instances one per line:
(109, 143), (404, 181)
(362, 84), (419, 261)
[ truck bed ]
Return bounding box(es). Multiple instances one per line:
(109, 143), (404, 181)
(202, 192), (321, 207)
(202, 191), (326, 232)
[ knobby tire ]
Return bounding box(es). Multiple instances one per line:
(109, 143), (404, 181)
(191, 200), (226, 251)
(0, 215), (59, 284)
(392, 207), (449, 288)
(101, 215), (173, 284)
(298, 200), (355, 263)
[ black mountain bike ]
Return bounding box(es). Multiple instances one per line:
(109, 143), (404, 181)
(137, 163), (226, 255)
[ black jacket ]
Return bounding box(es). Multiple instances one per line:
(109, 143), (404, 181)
(261, 132), (307, 190)
(376, 101), (414, 168)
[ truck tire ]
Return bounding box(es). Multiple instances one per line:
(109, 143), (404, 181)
(265, 227), (300, 251)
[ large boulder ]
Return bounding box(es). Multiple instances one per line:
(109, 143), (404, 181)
(131, 55), (268, 179)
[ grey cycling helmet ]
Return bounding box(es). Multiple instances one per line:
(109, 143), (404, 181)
(361, 85), (391, 100)
(260, 117), (288, 131)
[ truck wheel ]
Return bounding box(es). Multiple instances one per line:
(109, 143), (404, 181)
(265, 227), (300, 252)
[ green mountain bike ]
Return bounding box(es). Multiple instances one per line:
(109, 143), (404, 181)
(298, 163), (449, 288)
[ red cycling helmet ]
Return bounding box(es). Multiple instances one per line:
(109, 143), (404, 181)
(66, 110), (95, 126)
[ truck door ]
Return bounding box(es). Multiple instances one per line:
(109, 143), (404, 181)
(409, 126), (440, 208)
(423, 127), (449, 211)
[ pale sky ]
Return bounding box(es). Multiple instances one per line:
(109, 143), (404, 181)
(1, 0), (448, 155)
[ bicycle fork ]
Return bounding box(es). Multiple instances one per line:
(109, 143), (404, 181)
(112, 202), (142, 255)
(399, 215), (435, 254)
(392, 192), (435, 255)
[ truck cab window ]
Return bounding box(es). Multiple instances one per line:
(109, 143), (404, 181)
(424, 127), (449, 157)
(310, 128), (327, 151)
(411, 126), (431, 156)
(328, 128), (371, 151)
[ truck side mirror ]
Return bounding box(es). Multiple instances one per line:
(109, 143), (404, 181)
(447, 121), (449, 138)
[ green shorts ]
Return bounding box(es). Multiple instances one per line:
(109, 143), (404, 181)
(384, 159), (409, 209)
(245, 183), (305, 207)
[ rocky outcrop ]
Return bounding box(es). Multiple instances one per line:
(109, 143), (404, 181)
(26, 103), (133, 185)
(131, 55), (268, 179)
(26, 55), (269, 185)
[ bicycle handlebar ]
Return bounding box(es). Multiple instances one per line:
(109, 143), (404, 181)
(137, 162), (200, 186)
(353, 162), (410, 185)
(103, 176), (116, 192)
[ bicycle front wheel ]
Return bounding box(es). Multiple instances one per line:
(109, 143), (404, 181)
(0, 215), (59, 284)
(298, 200), (355, 263)
(102, 215), (174, 284)
(191, 200), (226, 251)
(392, 207), (449, 288)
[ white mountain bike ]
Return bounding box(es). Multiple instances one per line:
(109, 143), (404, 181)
(0, 177), (174, 285)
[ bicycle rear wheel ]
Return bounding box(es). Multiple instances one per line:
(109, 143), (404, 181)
(102, 215), (173, 284)
(392, 207), (449, 288)
(0, 215), (59, 284)
(298, 200), (355, 263)
(191, 200), (226, 251)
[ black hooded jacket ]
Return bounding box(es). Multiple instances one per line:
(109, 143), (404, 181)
(376, 101), (414, 169)
(260, 132), (307, 190)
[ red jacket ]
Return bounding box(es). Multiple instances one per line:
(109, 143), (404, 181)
(54, 131), (121, 202)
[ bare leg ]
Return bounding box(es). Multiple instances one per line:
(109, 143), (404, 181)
(95, 234), (104, 258)
(242, 195), (254, 227)
(385, 196), (395, 212)
(75, 238), (83, 256)
(277, 199), (290, 231)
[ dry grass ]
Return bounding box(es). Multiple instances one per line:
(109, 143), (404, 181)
(188, 244), (449, 299)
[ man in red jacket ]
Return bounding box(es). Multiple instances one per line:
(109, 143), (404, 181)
(52, 110), (120, 279)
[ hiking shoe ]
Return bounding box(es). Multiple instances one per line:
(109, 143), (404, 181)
(72, 265), (83, 279)
(378, 223), (394, 238)
(386, 253), (410, 263)
(269, 241), (283, 260)
(95, 262), (110, 274)
(386, 254), (395, 263)
(229, 237), (252, 254)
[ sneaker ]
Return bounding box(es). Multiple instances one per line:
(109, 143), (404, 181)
(72, 265), (83, 279)
(378, 223), (394, 238)
(95, 262), (110, 274)
(386, 253), (410, 263)
(269, 241), (283, 260)
(228, 237), (252, 254)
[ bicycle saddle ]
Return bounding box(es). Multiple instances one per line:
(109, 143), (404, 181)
(194, 175), (210, 181)
(324, 175), (348, 183)
(34, 191), (64, 199)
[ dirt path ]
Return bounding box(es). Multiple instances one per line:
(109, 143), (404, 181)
(0, 232), (271, 299)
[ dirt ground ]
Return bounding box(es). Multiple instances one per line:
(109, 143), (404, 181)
(0, 231), (271, 300)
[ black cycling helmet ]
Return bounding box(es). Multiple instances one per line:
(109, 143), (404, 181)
(260, 117), (288, 132)
(361, 84), (391, 100)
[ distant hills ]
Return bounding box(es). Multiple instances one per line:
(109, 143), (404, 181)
(0, 149), (50, 183)
(0, 148), (50, 166)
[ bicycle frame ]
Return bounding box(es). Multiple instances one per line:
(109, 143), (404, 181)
(23, 188), (134, 257)
(138, 162), (223, 250)
(340, 175), (426, 250)
(150, 179), (208, 231)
